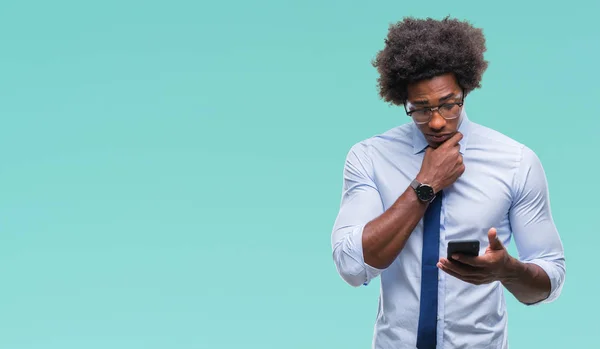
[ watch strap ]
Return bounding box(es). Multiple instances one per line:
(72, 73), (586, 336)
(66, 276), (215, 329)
(410, 179), (421, 190)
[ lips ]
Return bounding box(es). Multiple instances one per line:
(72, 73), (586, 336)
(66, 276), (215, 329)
(427, 133), (452, 143)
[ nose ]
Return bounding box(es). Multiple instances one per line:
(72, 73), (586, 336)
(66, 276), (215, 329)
(427, 110), (446, 131)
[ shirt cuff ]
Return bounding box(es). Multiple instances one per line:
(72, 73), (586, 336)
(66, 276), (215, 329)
(348, 224), (385, 286)
(522, 258), (565, 305)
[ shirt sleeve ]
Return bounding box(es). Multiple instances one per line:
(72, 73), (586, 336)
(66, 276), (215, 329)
(509, 145), (566, 304)
(331, 142), (386, 287)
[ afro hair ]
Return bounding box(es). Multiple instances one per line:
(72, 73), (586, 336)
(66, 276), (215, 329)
(372, 16), (489, 105)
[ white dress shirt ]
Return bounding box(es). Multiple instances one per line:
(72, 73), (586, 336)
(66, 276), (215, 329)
(331, 109), (566, 348)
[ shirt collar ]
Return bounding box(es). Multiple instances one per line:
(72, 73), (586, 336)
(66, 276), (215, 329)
(412, 108), (471, 155)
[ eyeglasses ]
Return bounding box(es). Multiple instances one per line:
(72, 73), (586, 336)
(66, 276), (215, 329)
(404, 93), (465, 125)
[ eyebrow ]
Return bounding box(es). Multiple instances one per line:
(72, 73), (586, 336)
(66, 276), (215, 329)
(411, 92), (458, 106)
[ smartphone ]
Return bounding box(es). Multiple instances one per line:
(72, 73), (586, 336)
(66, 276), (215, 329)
(447, 240), (480, 261)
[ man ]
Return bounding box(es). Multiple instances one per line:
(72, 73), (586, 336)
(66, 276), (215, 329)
(330, 16), (565, 349)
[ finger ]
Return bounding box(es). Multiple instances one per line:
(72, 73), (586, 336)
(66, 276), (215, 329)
(437, 262), (482, 284)
(439, 258), (485, 278)
(450, 254), (487, 268)
(439, 132), (463, 148)
(487, 227), (504, 250)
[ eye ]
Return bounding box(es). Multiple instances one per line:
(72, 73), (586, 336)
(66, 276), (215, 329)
(441, 103), (457, 111)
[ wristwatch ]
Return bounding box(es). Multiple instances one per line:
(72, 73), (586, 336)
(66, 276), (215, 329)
(410, 179), (436, 202)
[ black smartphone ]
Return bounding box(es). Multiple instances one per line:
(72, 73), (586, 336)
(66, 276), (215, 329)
(447, 240), (480, 261)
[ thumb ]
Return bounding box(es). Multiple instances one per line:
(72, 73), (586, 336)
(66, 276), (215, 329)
(487, 227), (503, 250)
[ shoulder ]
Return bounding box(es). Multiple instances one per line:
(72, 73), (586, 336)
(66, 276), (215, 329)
(347, 123), (413, 157)
(468, 122), (547, 198)
(468, 121), (541, 167)
(468, 122), (524, 153)
(342, 123), (412, 178)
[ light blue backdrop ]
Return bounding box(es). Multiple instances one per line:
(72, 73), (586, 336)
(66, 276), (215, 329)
(0, 1), (596, 348)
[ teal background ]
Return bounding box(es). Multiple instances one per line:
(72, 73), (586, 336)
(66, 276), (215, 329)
(0, 0), (596, 348)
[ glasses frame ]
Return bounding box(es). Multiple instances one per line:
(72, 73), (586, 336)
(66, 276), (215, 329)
(404, 90), (465, 125)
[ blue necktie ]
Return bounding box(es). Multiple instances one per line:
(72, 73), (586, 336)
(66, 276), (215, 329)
(416, 191), (443, 349)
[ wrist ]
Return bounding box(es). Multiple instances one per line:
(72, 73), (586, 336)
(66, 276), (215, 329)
(499, 256), (522, 284)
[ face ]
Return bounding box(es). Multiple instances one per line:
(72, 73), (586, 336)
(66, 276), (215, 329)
(405, 73), (464, 148)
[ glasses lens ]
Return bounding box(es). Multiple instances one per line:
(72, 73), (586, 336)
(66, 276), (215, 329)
(439, 103), (461, 119)
(411, 110), (430, 123)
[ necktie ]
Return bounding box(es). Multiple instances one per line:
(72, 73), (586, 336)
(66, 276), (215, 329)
(416, 191), (443, 349)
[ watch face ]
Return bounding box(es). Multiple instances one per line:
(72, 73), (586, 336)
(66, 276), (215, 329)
(417, 185), (434, 201)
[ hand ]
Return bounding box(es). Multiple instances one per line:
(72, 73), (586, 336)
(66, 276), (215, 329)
(416, 132), (465, 193)
(436, 228), (513, 285)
